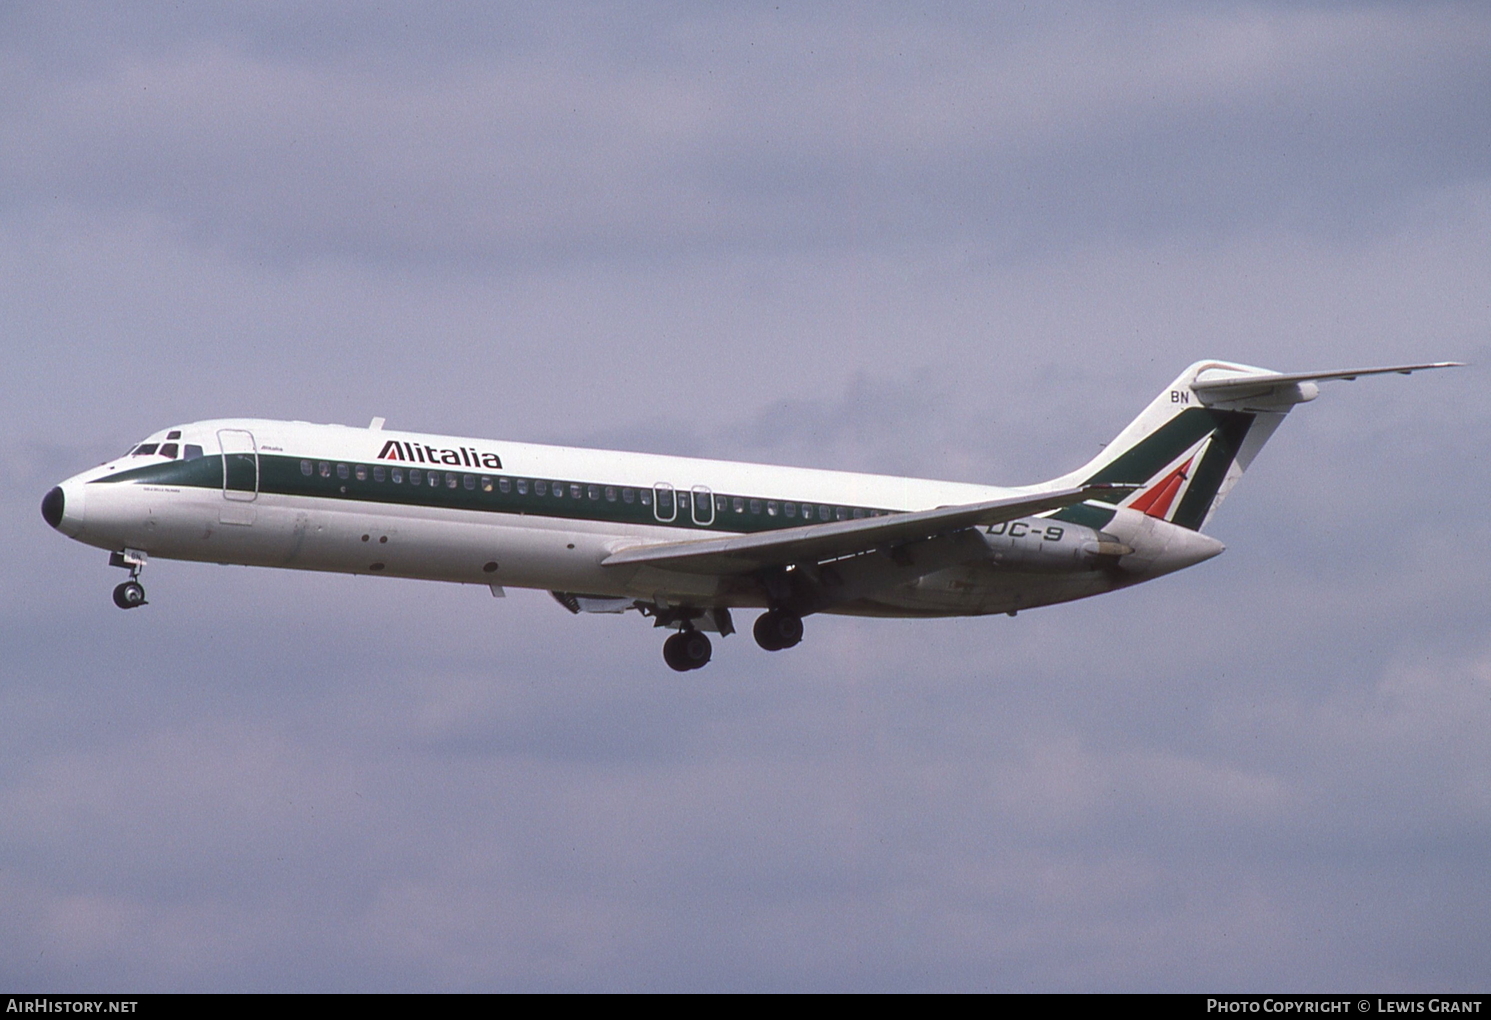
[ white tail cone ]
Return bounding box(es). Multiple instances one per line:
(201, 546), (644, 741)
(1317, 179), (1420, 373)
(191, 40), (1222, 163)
(1103, 510), (1227, 578)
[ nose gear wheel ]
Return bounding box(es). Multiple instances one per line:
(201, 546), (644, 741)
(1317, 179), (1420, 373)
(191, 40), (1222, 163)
(112, 580), (146, 609)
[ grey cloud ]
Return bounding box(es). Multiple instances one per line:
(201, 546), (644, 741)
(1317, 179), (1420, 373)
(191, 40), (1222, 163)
(6, 355), (1488, 990)
(2, 4), (1487, 268)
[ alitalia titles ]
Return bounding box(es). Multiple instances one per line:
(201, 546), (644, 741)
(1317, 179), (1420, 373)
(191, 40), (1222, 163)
(377, 440), (502, 470)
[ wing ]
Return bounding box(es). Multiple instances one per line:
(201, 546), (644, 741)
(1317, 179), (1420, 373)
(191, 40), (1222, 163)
(601, 483), (1132, 576)
(1193, 361), (1462, 403)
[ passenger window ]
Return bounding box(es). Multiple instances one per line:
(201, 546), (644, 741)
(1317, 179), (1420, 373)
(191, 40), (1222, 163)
(430, 472), (441, 487)
(550, 481), (561, 497)
(784, 503), (797, 518)
(392, 468), (403, 483)
(499, 478), (510, 493)
(588, 485), (600, 500)
(480, 476), (493, 492)
(464, 475), (475, 490)
(571, 483), (582, 499)
(158, 443), (179, 459)
(409, 468), (422, 485)
(819, 505), (830, 521)
(605, 486), (617, 502)
(374, 466), (386, 482)
(623, 487), (635, 504)
(320, 462), (331, 478)
(767, 501), (778, 516)
(853, 507), (865, 519)
(715, 495), (727, 512)
(733, 497), (745, 513)
(517, 479), (528, 494)
(446, 473), (458, 489)
(750, 499), (761, 514)
(536, 480), (548, 496)
(301, 460), (313, 476)
(183, 445), (204, 461)
(337, 464), (349, 479)
(355, 465), (368, 481)
(640, 489), (652, 506)
(835, 507), (847, 520)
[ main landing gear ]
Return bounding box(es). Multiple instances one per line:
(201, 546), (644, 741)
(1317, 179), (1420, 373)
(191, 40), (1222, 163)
(753, 610), (803, 651)
(108, 549), (148, 610)
(663, 628), (712, 672)
(654, 608), (803, 671)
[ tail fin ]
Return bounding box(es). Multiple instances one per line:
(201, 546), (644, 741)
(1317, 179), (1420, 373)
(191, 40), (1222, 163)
(1045, 361), (1284, 532)
(1043, 359), (1460, 532)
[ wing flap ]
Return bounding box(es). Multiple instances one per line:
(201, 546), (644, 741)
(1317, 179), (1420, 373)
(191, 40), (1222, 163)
(601, 483), (1131, 576)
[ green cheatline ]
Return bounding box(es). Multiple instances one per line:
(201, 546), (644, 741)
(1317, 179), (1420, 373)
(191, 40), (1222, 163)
(90, 453), (898, 536)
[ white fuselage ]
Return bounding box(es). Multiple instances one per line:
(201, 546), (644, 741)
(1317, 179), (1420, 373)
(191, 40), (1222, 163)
(46, 418), (1224, 619)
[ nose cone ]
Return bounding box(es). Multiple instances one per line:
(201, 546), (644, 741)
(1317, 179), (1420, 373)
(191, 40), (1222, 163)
(41, 486), (65, 529)
(42, 479), (87, 537)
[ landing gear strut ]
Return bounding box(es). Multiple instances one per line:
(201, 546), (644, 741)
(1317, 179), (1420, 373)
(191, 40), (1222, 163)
(663, 628), (712, 671)
(753, 610), (803, 651)
(109, 549), (148, 610)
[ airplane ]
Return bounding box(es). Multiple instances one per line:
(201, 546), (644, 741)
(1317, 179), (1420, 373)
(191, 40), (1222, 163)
(41, 359), (1459, 671)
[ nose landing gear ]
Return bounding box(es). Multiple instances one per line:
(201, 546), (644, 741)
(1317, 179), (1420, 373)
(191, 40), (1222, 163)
(663, 628), (712, 671)
(113, 580), (146, 609)
(108, 549), (148, 609)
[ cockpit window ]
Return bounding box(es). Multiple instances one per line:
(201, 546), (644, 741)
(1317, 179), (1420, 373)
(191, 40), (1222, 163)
(166, 430), (182, 441)
(158, 443), (179, 459)
(183, 444), (203, 461)
(132, 444), (159, 456)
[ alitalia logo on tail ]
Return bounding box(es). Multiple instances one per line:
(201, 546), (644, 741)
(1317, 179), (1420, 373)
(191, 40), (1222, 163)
(1130, 457), (1193, 520)
(377, 440), (503, 469)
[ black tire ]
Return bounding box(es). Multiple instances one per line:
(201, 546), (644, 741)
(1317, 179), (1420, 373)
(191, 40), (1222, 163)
(112, 581), (146, 609)
(664, 631), (712, 671)
(679, 630), (712, 669)
(662, 632), (692, 672)
(754, 610), (802, 651)
(754, 611), (783, 651)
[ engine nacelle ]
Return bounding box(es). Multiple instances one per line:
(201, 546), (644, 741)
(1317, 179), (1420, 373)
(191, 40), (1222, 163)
(981, 518), (1114, 573)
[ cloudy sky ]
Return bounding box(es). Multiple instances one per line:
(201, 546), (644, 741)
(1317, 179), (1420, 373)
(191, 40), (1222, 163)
(3, 1), (1489, 991)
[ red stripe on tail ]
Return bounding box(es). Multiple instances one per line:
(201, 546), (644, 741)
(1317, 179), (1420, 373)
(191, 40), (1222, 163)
(1129, 457), (1193, 519)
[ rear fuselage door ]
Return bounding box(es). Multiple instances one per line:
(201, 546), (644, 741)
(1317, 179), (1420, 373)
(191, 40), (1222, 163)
(218, 429), (259, 501)
(654, 483), (677, 523)
(691, 485), (714, 526)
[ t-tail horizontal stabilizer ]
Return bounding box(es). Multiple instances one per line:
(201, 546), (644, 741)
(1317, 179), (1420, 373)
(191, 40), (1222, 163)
(1191, 361), (1463, 408)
